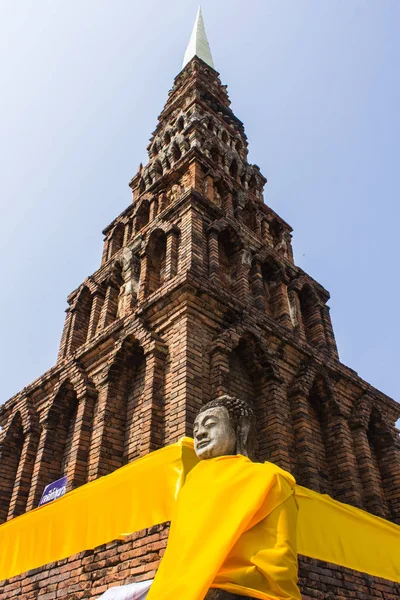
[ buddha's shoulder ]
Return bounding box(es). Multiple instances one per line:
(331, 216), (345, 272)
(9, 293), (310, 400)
(259, 460), (296, 486)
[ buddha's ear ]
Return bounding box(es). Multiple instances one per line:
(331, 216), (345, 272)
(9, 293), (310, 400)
(236, 419), (257, 460)
(236, 421), (251, 457)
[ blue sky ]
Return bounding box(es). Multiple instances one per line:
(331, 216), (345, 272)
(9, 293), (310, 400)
(0, 1), (399, 411)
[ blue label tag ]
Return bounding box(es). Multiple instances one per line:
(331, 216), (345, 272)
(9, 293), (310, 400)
(39, 476), (68, 507)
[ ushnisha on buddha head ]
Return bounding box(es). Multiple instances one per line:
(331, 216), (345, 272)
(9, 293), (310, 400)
(193, 395), (256, 460)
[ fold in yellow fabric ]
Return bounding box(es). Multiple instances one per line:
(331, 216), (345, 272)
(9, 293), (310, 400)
(147, 454), (300, 600)
(0, 437), (399, 590)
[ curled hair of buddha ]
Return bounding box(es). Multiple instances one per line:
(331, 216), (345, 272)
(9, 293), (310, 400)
(196, 395), (256, 459)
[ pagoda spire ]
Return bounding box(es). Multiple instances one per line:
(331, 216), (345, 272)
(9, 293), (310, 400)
(182, 7), (214, 70)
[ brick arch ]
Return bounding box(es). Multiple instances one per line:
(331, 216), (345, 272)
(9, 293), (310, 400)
(144, 228), (167, 295)
(0, 396), (41, 520)
(241, 199), (258, 232)
(306, 375), (335, 495)
(228, 333), (280, 462)
(66, 285), (93, 354)
(208, 221), (244, 293)
(203, 136), (223, 154)
(249, 254), (288, 320)
(368, 407), (400, 520)
(289, 280), (327, 349)
(100, 335), (147, 470)
(82, 275), (102, 296)
(100, 262), (124, 328)
(213, 180), (234, 212)
(351, 395), (399, 519)
(210, 326), (282, 462)
(170, 141), (182, 162)
(0, 411), (24, 523)
(39, 380), (79, 489)
(135, 198), (150, 232)
(107, 223), (124, 259)
(173, 132), (190, 153)
(29, 374), (97, 508)
(151, 158), (163, 179)
(289, 365), (342, 493)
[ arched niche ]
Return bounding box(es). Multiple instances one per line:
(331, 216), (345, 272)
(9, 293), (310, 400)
(146, 230), (167, 295)
(307, 377), (332, 495)
(217, 226), (242, 292)
(366, 408), (394, 519)
(68, 286), (93, 353)
(298, 284), (322, 346)
(105, 338), (147, 467)
(241, 201), (257, 233)
(250, 256), (284, 319)
(107, 223), (124, 259)
(37, 381), (79, 502)
(103, 263), (123, 328)
(0, 413), (24, 523)
(136, 200), (150, 232)
(226, 333), (277, 462)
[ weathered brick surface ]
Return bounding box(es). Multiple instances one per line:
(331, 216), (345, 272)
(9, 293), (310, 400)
(1, 56), (399, 598)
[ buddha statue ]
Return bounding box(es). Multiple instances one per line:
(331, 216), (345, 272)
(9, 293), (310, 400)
(147, 394), (300, 600)
(193, 396), (256, 600)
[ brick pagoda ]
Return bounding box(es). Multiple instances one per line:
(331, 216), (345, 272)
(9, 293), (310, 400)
(1, 9), (399, 600)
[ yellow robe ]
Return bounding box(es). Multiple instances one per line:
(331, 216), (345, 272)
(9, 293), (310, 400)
(146, 454), (300, 600)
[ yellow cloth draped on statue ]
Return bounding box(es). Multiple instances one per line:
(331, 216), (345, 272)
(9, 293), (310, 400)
(0, 437), (399, 594)
(146, 454), (300, 600)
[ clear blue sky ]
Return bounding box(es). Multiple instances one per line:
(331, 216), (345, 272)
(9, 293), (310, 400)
(0, 1), (399, 409)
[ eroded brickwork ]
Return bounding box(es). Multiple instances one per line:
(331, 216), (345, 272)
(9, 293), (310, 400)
(1, 56), (400, 598)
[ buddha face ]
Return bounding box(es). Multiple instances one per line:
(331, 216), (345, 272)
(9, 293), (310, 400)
(193, 406), (237, 459)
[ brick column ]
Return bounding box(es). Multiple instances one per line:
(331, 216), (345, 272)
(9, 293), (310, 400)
(208, 230), (219, 284)
(379, 441), (400, 523)
(138, 253), (148, 303)
(179, 205), (204, 276)
(210, 346), (230, 398)
(254, 213), (262, 237)
(101, 237), (110, 265)
(188, 159), (204, 193)
(261, 219), (272, 245)
(251, 261), (266, 311)
(165, 229), (179, 280)
(233, 250), (251, 303)
(204, 175), (214, 203)
(224, 192), (234, 218)
(310, 305), (327, 349)
(273, 281), (292, 328)
(321, 305), (339, 359)
(26, 421), (48, 510)
(351, 425), (389, 518)
(139, 343), (168, 456)
(149, 198), (157, 222)
(290, 391), (321, 491)
(87, 381), (109, 481)
(87, 290), (105, 340)
(57, 309), (72, 361)
(97, 282), (120, 330)
(325, 414), (364, 507)
(123, 221), (132, 245)
(64, 391), (97, 490)
(300, 293), (327, 349)
(288, 290), (301, 331)
(259, 378), (292, 471)
(7, 430), (39, 519)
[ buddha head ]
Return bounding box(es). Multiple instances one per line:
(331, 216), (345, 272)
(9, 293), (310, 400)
(193, 395), (255, 460)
